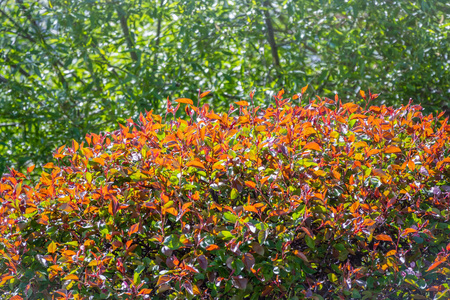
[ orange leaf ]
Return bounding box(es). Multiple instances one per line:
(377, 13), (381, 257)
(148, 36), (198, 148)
(157, 275), (172, 286)
(360, 90), (366, 99)
(206, 244), (220, 251)
(403, 228), (418, 235)
(304, 142), (321, 151)
(276, 89), (285, 99)
(234, 101), (249, 106)
(200, 91), (211, 98)
(426, 258), (446, 272)
(244, 205), (258, 214)
(407, 160), (415, 171)
(375, 234), (393, 242)
(63, 274), (79, 281)
(27, 165), (35, 173)
(138, 288), (153, 295)
(301, 84), (308, 94)
(186, 160), (206, 169)
(43, 162), (55, 169)
(367, 149), (380, 156)
(384, 146), (402, 154)
(129, 223), (139, 237)
(164, 207), (178, 216)
(350, 114), (368, 120)
(245, 181), (256, 189)
(362, 219), (376, 227)
(175, 98), (194, 105)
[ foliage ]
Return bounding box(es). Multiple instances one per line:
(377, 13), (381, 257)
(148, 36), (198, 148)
(1, 0), (449, 173)
(1, 89), (450, 299)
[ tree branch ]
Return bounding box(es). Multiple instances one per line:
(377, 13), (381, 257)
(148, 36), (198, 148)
(117, 7), (138, 62)
(262, 1), (280, 70)
(153, 0), (165, 71)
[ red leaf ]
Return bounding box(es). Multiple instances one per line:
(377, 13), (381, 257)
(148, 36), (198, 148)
(242, 253), (255, 271)
(232, 275), (248, 290)
(197, 255), (208, 270)
(301, 227), (315, 239)
(293, 250), (309, 262)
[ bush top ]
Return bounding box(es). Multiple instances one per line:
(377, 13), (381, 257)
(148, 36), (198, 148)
(1, 90), (450, 299)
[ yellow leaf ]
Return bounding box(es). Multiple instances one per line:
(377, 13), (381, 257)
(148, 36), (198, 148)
(386, 250), (397, 257)
(175, 98), (194, 105)
(48, 241), (57, 254)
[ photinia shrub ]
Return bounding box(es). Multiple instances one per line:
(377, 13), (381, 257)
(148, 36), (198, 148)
(1, 89), (450, 299)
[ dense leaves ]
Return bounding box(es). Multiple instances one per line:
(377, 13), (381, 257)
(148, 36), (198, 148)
(1, 89), (450, 299)
(1, 0), (449, 173)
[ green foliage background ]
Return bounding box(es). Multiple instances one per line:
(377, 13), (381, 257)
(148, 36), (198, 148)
(0, 0), (449, 173)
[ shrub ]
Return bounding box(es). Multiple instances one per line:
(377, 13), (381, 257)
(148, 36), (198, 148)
(1, 89), (450, 299)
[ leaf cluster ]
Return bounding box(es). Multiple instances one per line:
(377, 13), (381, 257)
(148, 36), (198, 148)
(1, 89), (450, 299)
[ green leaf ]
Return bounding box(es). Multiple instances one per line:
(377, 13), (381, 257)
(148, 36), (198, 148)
(223, 212), (238, 223)
(230, 188), (239, 200)
(163, 235), (183, 250)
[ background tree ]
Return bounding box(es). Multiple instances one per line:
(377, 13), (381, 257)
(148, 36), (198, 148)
(1, 0), (449, 174)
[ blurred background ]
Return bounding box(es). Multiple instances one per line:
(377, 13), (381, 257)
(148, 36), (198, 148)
(0, 0), (449, 174)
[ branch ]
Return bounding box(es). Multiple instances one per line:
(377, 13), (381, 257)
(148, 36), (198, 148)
(0, 7), (36, 43)
(262, 1), (280, 70)
(0, 74), (8, 84)
(117, 7), (138, 62)
(153, 0), (165, 71)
